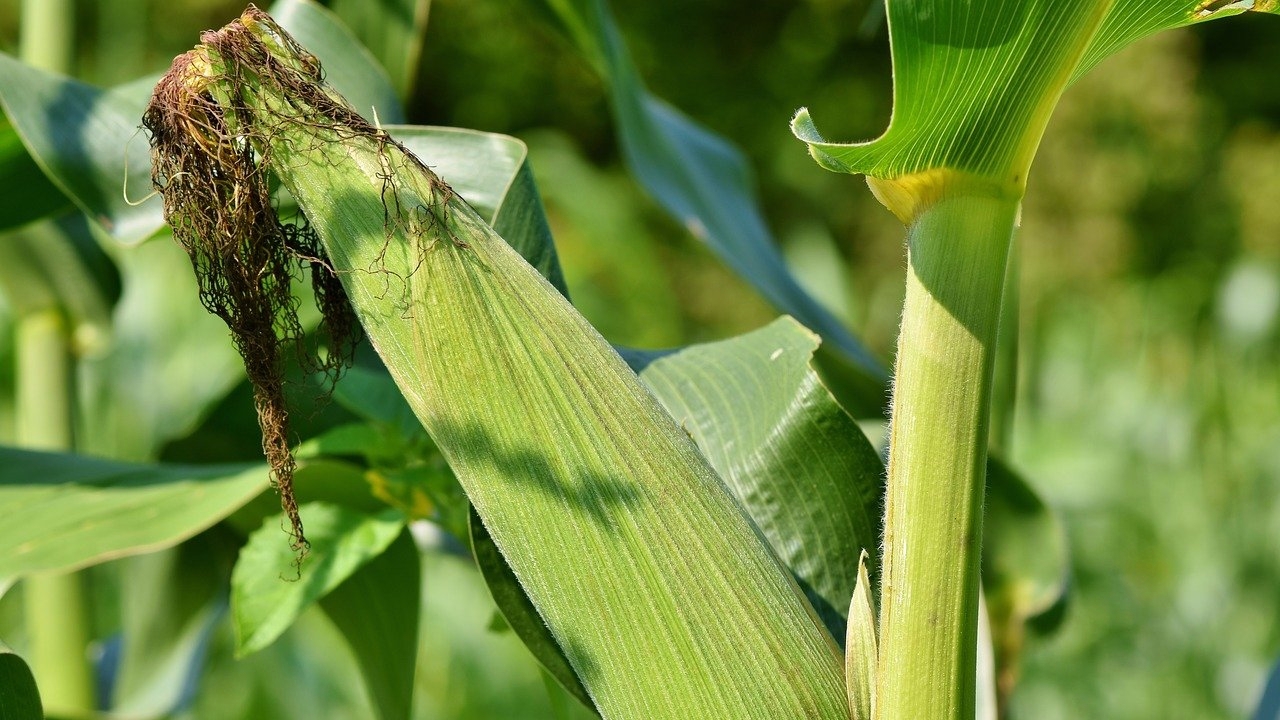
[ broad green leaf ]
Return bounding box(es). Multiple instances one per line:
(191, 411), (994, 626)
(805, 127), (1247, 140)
(630, 316), (884, 640)
(329, 0), (431, 102)
(792, 1), (1277, 218)
(110, 537), (229, 718)
(231, 503), (404, 656)
(0, 55), (156, 242)
(0, 447), (267, 577)
(539, 0), (887, 411)
(0, 118), (70, 232)
(174, 11), (848, 716)
(319, 528), (420, 720)
(471, 508), (595, 713)
(0, 645), (42, 720)
(846, 551), (876, 720)
(269, 0), (405, 124)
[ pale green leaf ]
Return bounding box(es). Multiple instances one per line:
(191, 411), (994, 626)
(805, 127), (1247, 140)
(471, 508), (596, 713)
(231, 503), (404, 656)
(540, 0), (887, 411)
(181, 12), (848, 716)
(0, 645), (42, 720)
(269, 0), (405, 124)
(328, 0), (431, 102)
(319, 528), (420, 720)
(846, 550), (876, 720)
(110, 538), (228, 717)
(630, 316), (884, 640)
(0, 448), (268, 577)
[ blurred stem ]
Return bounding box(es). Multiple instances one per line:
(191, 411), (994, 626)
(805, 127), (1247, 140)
(17, 310), (96, 716)
(17, 9), (95, 716)
(877, 193), (1017, 720)
(19, 0), (75, 74)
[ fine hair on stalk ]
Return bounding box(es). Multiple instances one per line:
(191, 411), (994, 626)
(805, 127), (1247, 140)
(139, 5), (405, 563)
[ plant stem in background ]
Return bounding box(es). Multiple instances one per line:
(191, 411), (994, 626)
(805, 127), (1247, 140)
(18, 0), (73, 75)
(877, 192), (1018, 720)
(17, 5), (96, 715)
(16, 309), (95, 716)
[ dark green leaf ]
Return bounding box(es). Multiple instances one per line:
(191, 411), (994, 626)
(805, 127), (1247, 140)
(0, 645), (42, 720)
(0, 117), (70, 232)
(0, 448), (268, 577)
(231, 503), (404, 656)
(319, 528), (421, 720)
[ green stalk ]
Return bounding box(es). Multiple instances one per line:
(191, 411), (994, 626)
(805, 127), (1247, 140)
(16, 8), (93, 714)
(16, 310), (95, 717)
(18, 0), (74, 74)
(876, 192), (1018, 720)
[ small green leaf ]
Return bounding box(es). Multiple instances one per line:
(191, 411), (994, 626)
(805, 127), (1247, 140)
(846, 551), (877, 720)
(231, 502), (404, 656)
(319, 528), (421, 720)
(0, 447), (268, 577)
(632, 316), (884, 640)
(471, 508), (596, 714)
(0, 645), (42, 720)
(539, 0), (886, 410)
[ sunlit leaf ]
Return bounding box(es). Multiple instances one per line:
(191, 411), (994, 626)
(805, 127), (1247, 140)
(846, 551), (876, 720)
(629, 316), (884, 640)
(471, 509), (595, 713)
(231, 503), (404, 657)
(0, 447), (267, 578)
(319, 528), (420, 720)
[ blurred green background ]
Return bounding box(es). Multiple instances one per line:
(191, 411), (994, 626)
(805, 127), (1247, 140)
(0, 1), (1277, 718)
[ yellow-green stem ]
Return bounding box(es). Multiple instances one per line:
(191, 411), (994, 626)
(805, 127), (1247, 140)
(877, 193), (1018, 720)
(19, 0), (74, 74)
(17, 310), (95, 716)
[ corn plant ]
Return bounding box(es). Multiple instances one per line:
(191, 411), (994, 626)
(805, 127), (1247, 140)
(0, 1), (1276, 720)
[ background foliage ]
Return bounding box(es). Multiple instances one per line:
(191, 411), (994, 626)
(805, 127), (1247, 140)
(0, 1), (1277, 718)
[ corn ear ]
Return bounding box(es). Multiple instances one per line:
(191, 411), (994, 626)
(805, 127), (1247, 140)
(145, 8), (848, 719)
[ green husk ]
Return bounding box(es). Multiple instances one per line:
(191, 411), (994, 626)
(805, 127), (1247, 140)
(143, 7), (848, 718)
